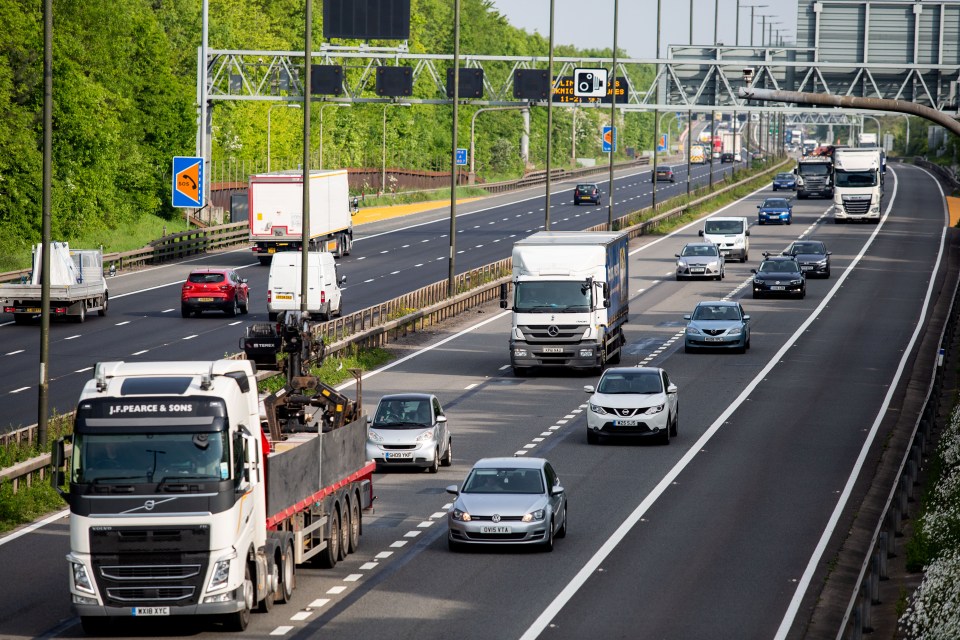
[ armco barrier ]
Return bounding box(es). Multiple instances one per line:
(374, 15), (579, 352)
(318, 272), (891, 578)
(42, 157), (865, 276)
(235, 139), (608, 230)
(0, 159), (791, 494)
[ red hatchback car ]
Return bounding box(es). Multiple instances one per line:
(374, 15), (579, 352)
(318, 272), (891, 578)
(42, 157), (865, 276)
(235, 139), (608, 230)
(180, 269), (250, 318)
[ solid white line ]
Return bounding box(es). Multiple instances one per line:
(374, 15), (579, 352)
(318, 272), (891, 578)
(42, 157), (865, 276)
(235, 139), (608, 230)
(520, 167), (916, 640)
(75, 367), (93, 373)
(0, 509), (68, 547)
(775, 166), (942, 639)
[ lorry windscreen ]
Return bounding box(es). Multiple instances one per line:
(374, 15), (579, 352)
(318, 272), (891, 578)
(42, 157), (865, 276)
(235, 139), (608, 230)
(72, 431), (229, 485)
(514, 281), (591, 312)
(704, 220), (743, 235)
(835, 170), (878, 188)
(798, 163), (830, 175)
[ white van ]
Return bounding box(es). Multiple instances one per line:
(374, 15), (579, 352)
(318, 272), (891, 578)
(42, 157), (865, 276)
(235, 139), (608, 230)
(698, 216), (750, 262)
(267, 251), (345, 321)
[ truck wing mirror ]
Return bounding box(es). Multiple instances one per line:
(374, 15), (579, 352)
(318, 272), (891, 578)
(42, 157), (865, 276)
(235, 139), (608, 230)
(499, 283), (509, 309)
(603, 283), (610, 308)
(698, 230), (704, 237)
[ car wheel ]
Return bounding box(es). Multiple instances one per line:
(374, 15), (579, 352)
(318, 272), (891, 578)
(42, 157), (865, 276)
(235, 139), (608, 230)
(181, 305), (190, 318)
(574, 199), (579, 206)
(741, 254), (748, 263)
(441, 438), (453, 467)
(773, 186), (778, 191)
(226, 295), (238, 317)
(753, 292), (762, 299)
(714, 273), (721, 281)
(587, 430), (599, 445)
(426, 448), (439, 474)
(240, 294), (249, 315)
(556, 504), (568, 539)
(746, 334), (751, 349)
(787, 219), (792, 225)
(799, 288), (806, 300)
(825, 268), (831, 278)
(542, 519), (555, 552)
(660, 423), (671, 445)
(670, 409), (678, 437)
(676, 274), (683, 281)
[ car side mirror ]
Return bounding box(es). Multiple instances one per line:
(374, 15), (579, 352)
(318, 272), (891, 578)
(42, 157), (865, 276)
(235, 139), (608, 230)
(241, 278), (248, 284)
(437, 415), (447, 423)
(445, 484), (459, 496)
(683, 314), (691, 320)
(339, 275), (347, 285)
(584, 385), (595, 393)
(746, 230), (751, 236)
(827, 251), (833, 255)
(750, 269), (758, 274)
(757, 205), (761, 209)
(667, 383), (678, 394)
(743, 315), (750, 321)
(674, 254), (680, 258)
(550, 485), (565, 496)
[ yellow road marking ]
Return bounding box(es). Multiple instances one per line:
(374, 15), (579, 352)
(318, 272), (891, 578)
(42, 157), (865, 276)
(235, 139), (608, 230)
(353, 197), (485, 225)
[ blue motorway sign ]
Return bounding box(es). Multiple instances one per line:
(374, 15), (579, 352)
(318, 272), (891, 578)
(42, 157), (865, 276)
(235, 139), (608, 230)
(172, 156), (204, 208)
(455, 148), (468, 166)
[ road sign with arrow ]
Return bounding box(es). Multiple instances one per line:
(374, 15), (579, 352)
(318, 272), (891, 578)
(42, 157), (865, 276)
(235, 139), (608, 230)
(172, 156), (204, 208)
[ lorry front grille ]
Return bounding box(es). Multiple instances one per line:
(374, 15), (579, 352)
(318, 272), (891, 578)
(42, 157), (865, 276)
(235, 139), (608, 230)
(105, 586), (195, 603)
(100, 564), (201, 581)
(518, 325), (585, 341)
(842, 197), (871, 215)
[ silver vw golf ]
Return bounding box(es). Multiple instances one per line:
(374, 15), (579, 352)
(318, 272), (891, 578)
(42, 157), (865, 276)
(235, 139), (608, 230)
(446, 457), (567, 551)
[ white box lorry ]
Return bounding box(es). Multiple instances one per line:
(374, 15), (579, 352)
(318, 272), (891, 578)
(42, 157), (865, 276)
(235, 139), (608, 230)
(698, 216), (750, 262)
(248, 169), (355, 265)
(52, 357), (374, 635)
(501, 231), (629, 375)
(267, 251), (345, 321)
(832, 147), (883, 223)
(0, 242), (108, 324)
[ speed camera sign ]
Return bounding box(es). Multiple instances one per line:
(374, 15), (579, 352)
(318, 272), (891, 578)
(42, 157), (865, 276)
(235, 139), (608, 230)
(573, 68), (607, 98)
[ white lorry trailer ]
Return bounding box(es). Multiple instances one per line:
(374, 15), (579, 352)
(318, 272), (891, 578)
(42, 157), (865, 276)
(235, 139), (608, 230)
(0, 242), (108, 324)
(249, 169), (355, 265)
(832, 147), (883, 223)
(52, 333), (374, 635)
(502, 231), (629, 375)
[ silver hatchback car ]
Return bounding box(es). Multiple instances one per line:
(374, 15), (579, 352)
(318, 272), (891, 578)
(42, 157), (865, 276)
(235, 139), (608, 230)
(446, 457), (567, 551)
(366, 393), (452, 473)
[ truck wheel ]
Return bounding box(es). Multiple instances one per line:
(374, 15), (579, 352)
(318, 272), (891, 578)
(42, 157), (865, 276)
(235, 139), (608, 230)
(258, 558), (277, 612)
(348, 497), (361, 553)
(338, 505), (350, 560)
(344, 234), (353, 256)
(75, 304), (86, 323)
(80, 617), (111, 635)
(277, 542), (295, 604)
(225, 563), (253, 631)
(258, 256), (272, 266)
(98, 292), (108, 317)
(13, 314), (30, 325)
(316, 510), (340, 569)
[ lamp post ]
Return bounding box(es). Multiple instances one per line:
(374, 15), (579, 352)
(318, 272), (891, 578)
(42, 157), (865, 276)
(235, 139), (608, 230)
(751, 9), (769, 46)
(318, 103), (350, 170)
(470, 106), (526, 184)
(382, 102), (411, 194)
(545, 0), (556, 229)
(607, 0), (619, 229)
(267, 102), (301, 173)
(651, 0), (663, 210)
(902, 114), (912, 155)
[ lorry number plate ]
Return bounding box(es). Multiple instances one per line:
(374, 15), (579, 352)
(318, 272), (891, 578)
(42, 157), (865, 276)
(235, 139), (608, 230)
(481, 526), (511, 534)
(542, 347), (563, 353)
(133, 607), (170, 616)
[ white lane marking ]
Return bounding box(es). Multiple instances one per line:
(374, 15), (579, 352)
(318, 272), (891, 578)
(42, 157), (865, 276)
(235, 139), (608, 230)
(228, 321), (242, 326)
(431, 512), (447, 519)
(380, 250), (389, 254)
(520, 165), (912, 640)
(540, 432), (553, 436)
(499, 365), (511, 370)
(270, 626), (293, 635)
(64, 335), (80, 340)
(364, 278), (374, 283)
(309, 598), (331, 608)
(132, 350), (148, 355)
(115, 321), (130, 326)
(161, 308), (174, 313)
(5, 350), (24, 356)
(465, 383), (478, 390)
(418, 520), (434, 528)
(344, 574), (362, 582)
(375, 551), (393, 559)
(183, 335), (198, 340)
(415, 263), (424, 267)
(523, 443), (536, 449)
(514, 450), (528, 455)
(11, 387), (29, 393)
(422, 239), (430, 242)
(402, 244), (410, 248)
(291, 612), (312, 621)
(75, 367), (93, 373)
(404, 530), (421, 538)
(389, 540), (408, 548)
(390, 271), (400, 275)
(360, 562), (378, 570)
(326, 586), (347, 594)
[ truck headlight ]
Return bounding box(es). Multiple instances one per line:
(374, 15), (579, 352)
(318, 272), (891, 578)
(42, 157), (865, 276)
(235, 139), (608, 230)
(514, 348), (528, 357)
(796, 177), (805, 186)
(579, 348), (594, 357)
(208, 556), (235, 592)
(871, 204), (880, 213)
(71, 561), (95, 595)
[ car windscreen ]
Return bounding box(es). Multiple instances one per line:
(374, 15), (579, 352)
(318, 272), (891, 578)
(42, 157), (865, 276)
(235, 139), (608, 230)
(372, 399), (432, 427)
(462, 468), (544, 494)
(597, 371), (663, 394)
(576, 184), (596, 191)
(188, 273), (225, 284)
(692, 305), (741, 321)
(681, 245), (718, 257)
(760, 260), (799, 272)
(776, 173), (793, 179)
(762, 199), (789, 208)
(791, 242), (824, 254)
(704, 220), (743, 234)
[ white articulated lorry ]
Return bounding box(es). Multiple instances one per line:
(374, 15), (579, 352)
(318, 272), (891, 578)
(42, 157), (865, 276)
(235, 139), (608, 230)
(248, 169), (356, 265)
(832, 147), (883, 223)
(0, 242), (108, 324)
(501, 231), (629, 375)
(52, 328), (374, 635)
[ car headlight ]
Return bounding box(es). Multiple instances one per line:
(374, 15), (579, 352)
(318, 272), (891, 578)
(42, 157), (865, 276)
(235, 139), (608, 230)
(522, 509), (546, 523)
(708, 261), (719, 268)
(644, 404), (665, 415)
(677, 260), (687, 268)
(452, 508), (472, 522)
(686, 326), (702, 336)
(415, 430), (435, 443)
(589, 402), (610, 415)
(791, 279), (803, 285)
(207, 554), (236, 591)
(754, 278), (763, 285)
(817, 259), (828, 266)
(726, 326), (742, 336)
(367, 429), (383, 442)
(71, 561), (95, 595)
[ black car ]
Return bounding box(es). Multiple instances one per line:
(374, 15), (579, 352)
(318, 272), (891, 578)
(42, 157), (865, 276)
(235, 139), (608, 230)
(720, 152), (735, 163)
(574, 183), (601, 205)
(751, 254), (805, 299)
(783, 240), (832, 278)
(653, 166), (676, 182)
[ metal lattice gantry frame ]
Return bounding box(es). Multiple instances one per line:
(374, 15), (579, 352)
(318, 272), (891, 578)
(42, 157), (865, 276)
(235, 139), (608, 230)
(200, 42), (960, 114)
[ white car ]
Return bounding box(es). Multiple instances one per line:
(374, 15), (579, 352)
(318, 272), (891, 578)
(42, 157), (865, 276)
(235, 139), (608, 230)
(584, 367), (678, 445)
(366, 393), (452, 473)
